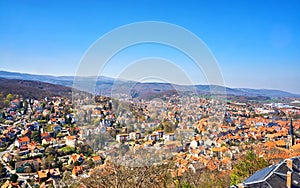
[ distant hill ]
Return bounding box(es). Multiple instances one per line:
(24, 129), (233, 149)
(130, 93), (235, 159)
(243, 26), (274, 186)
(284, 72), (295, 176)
(0, 70), (299, 99)
(0, 77), (73, 99)
(0, 70), (74, 87)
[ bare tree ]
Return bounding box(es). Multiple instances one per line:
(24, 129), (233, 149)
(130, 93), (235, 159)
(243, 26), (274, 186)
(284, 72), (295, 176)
(81, 161), (174, 188)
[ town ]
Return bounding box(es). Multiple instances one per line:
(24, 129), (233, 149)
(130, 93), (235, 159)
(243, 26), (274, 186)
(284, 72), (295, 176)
(0, 92), (300, 188)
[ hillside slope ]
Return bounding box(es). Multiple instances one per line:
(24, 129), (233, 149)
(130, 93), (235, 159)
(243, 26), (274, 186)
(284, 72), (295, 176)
(0, 77), (73, 99)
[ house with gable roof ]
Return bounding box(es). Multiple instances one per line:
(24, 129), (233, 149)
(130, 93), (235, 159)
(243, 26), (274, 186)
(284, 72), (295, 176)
(239, 157), (300, 188)
(15, 136), (30, 148)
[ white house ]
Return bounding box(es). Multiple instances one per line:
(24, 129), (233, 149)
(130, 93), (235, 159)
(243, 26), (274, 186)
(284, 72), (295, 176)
(116, 134), (129, 143)
(148, 134), (159, 141)
(42, 137), (55, 145)
(15, 136), (30, 148)
(153, 130), (165, 138)
(129, 132), (141, 140)
(190, 140), (198, 149)
(2, 153), (12, 162)
(163, 133), (176, 141)
(65, 136), (77, 147)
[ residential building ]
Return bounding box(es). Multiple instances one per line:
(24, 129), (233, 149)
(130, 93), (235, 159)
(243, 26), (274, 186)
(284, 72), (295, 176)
(116, 134), (129, 143)
(240, 157), (300, 187)
(15, 136), (30, 148)
(65, 136), (77, 147)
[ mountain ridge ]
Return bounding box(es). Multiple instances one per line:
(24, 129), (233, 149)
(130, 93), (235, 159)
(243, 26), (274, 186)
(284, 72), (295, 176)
(0, 70), (299, 98)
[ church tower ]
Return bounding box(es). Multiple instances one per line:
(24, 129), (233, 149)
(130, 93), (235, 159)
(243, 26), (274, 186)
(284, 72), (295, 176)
(288, 118), (295, 149)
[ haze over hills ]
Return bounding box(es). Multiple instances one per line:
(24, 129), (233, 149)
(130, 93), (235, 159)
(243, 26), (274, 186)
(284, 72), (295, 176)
(0, 70), (299, 98)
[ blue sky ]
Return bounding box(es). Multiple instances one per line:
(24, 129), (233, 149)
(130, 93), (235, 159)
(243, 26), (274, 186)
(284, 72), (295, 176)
(0, 0), (300, 93)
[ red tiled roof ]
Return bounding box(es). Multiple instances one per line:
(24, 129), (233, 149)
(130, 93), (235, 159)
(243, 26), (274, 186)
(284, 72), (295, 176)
(18, 136), (30, 143)
(41, 132), (49, 137)
(66, 136), (77, 140)
(72, 166), (83, 176)
(92, 156), (101, 161)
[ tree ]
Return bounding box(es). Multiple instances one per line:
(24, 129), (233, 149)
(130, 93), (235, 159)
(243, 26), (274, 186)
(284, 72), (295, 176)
(31, 131), (41, 142)
(74, 161), (81, 166)
(119, 144), (130, 156)
(42, 155), (54, 169)
(0, 163), (5, 178)
(81, 160), (174, 188)
(10, 174), (19, 183)
(9, 160), (16, 169)
(82, 159), (95, 169)
(108, 129), (117, 138)
(4, 99), (10, 107)
(76, 143), (93, 156)
(6, 93), (14, 101)
(230, 150), (270, 185)
(172, 167), (231, 188)
(59, 171), (80, 188)
(45, 147), (55, 156)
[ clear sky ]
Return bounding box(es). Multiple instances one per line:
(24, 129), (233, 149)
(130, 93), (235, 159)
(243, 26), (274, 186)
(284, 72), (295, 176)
(0, 0), (300, 93)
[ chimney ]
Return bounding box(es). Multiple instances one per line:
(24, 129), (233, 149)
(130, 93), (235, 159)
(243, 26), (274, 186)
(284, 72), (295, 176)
(287, 158), (293, 170)
(287, 159), (293, 188)
(287, 171), (292, 188)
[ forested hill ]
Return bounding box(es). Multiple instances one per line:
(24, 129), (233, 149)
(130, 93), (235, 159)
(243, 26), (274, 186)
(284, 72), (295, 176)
(0, 77), (73, 100)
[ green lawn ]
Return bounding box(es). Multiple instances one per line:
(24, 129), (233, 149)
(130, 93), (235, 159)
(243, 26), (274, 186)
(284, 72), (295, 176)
(60, 146), (75, 153)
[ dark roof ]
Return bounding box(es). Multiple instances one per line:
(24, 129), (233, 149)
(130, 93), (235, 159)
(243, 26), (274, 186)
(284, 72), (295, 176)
(266, 122), (278, 127)
(242, 157), (300, 188)
(289, 118), (294, 136)
(244, 165), (277, 184)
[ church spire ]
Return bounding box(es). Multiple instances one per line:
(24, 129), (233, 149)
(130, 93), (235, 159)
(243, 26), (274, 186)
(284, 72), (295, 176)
(288, 118), (295, 148)
(289, 118), (294, 136)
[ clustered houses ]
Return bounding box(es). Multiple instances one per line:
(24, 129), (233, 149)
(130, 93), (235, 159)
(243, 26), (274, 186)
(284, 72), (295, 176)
(78, 95), (300, 178)
(1, 93), (300, 187)
(0, 96), (101, 187)
(108, 96), (300, 175)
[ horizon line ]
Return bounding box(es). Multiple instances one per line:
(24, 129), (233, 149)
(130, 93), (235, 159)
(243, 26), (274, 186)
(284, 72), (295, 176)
(0, 69), (299, 95)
